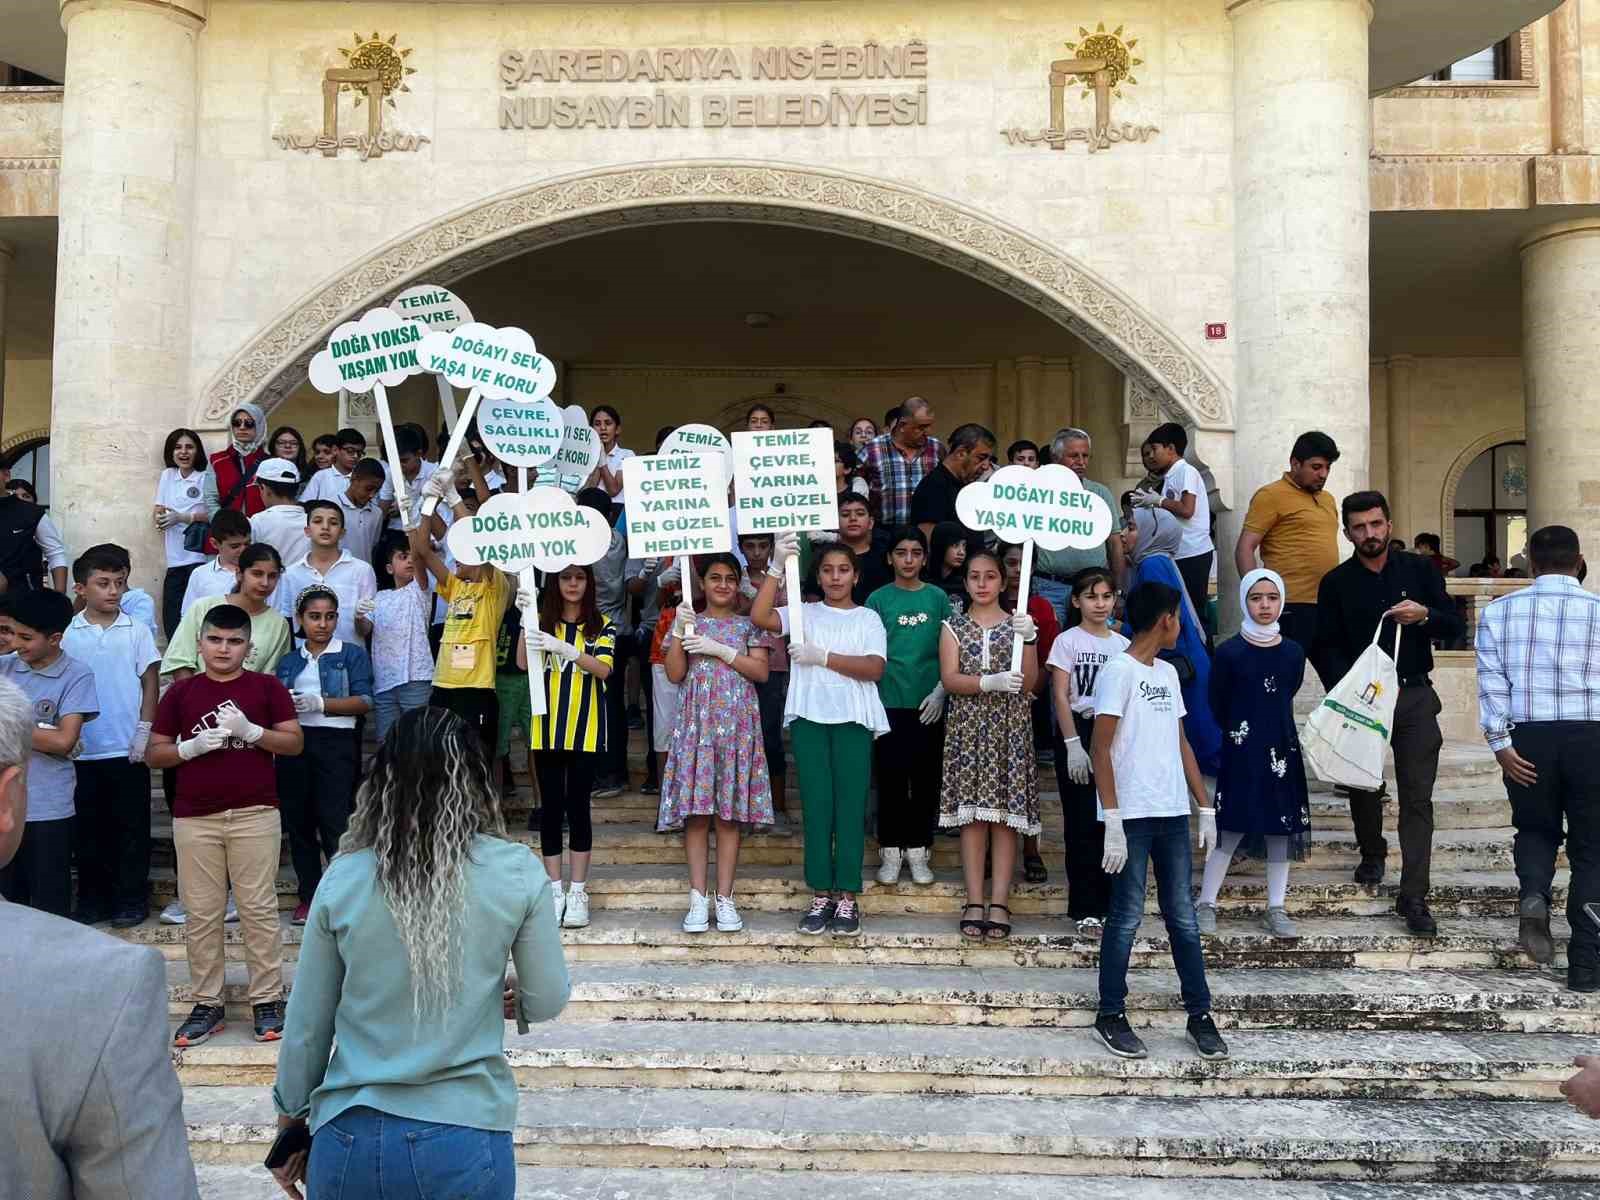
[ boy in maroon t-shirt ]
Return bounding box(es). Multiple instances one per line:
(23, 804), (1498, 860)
(149, 603), (301, 1048)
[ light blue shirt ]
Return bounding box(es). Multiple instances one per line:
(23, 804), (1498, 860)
(61, 612), (159, 759)
(120, 588), (161, 641)
(0, 651), (99, 821)
(273, 836), (570, 1133)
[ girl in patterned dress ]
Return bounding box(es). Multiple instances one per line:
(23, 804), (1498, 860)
(1194, 568), (1310, 940)
(658, 553), (774, 934)
(938, 549), (1042, 942)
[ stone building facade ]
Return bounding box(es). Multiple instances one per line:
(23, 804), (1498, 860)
(0, 0), (1595, 598)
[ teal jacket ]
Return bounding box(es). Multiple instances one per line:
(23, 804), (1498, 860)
(272, 836), (570, 1133)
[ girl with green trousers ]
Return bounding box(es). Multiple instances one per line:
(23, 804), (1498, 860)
(751, 532), (889, 937)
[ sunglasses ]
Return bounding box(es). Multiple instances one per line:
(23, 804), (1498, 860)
(232, 417), (257, 429)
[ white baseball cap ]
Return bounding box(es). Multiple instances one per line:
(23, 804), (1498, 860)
(257, 458), (301, 485)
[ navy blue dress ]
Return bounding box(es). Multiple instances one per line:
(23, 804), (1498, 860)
(1209, 635), (1311, 859)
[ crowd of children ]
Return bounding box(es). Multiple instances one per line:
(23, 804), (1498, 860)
(0, 402), (1331, 1066)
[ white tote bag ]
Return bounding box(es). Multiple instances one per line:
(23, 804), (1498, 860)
(1302, 620), (1401, 790)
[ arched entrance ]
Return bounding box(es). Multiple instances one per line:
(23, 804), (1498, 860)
(1440, 426), (1526, 560)
(197, 162), (1232, 434)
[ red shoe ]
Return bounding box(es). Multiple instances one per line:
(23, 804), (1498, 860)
(292, 902), (310, 926)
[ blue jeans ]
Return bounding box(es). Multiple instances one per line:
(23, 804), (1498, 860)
(309, 1106), (515, 1199)
(1097, 814), (1213, 1019)
(374, 680), (433, 743)
(1033, 575), (1071, 629)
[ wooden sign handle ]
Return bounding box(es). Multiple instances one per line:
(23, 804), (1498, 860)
(372, 382), (409, 528)
(1011, 540), (1034, 673)
(435, 374), (459, 429)
(424, 387), (482, 517)
(521, 566), (547, 719)
(785, 553), (804, 645)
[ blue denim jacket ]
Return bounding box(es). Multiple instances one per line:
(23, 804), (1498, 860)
(274, 639), (375, 708)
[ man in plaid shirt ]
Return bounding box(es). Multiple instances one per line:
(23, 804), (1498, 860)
(1475, 524), (1600, 988)
(858, 397), (946, 528)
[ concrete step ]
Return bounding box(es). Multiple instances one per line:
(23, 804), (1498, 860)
(173, 1022), (1591, 1102)
(179, 1086), (1600, 1179)
(121, 909), (1577, 972)
(145, 862), (1567, 917)
(164, 959), (1600, 1032)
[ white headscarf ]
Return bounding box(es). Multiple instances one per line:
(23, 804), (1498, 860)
(229, 402), (268, 456)
(1239, 567), (1285, 648)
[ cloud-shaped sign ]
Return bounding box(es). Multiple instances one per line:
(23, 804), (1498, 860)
(446, 487), (611, 574)
(552, 405), (602, 477)
(659, 423), (732, 472)
(956, 463), (1114, 551)
(477, 394), (564, 468)
(389, 284), (474, 333)
(307, 307), (429, 395)
(419, 322), (557, 404)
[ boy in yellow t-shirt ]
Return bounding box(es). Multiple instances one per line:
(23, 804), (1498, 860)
(409, 469), (512, 759)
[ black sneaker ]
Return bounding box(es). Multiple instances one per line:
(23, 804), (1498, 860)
(1186, 1013), (1229, 1059)
(1569, 964), (1599, 993)
(253, 1001), (285, 1042)
(829, 897), (861, 936)
(110, 906), (148, 929)
(1352, 858), (1385, 886)
(71, 906), (111, 926)
(797, 895), (835, 935)
(174, 1003), (226, 1047)
(1396, 896), (1438, 938)
(1093, 1012), (1148, 1059)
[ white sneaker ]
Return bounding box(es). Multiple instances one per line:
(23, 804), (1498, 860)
(551, 884), (566, 927)
(905, 847), (935, 886)
(876, 847), (904, 885)
(563, 887), (590, 928)
(223, 894), (238, 924)
(715, 894), (743, 932)
(683, 889), (710, 933)
(159, 900), (187, 925)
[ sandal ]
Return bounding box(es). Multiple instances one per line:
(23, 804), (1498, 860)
(984, 904), (1012, 941)
(959, 903), (988, 941)
(1024, 855), (1048, 884)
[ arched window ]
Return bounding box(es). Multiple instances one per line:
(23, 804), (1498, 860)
(1452, 440), (1526, 573)
(0, 436), (50, 507)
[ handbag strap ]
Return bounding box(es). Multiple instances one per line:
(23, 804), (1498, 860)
(1369, 614), (1403, 659)
(218, 452), (260, 511)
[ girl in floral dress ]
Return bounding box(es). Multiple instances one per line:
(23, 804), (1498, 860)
(1194, 568), (1310, 940)
(659, 553), (773, 934)
(939, 549), (1041, 942)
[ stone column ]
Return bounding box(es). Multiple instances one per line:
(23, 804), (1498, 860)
(1228, 0), (1372, 560)
(1549, 0), (1586, 155)
(1384, 355), (1416, 535)
(1014, 355), (1044, 447)
(50, 0), (205, 596)
(0, 241), (13, 435)
(1521, 218), (1600, 566)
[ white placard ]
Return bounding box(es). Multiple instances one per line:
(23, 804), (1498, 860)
(389, 284), (473, 333)
(621, 453), (732, 559)
(731, 428), (838, 536)
(658, 423), (732, 473)
(419, 322), (557, 404)
(445, 487), (612, 574)
(956, 463), (1115, 668)
(553, 404), (603, 479)
(307, 307), (429, 394)
(476, 394), (563, 468)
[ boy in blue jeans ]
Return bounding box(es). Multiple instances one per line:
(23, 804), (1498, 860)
(1089, 581), (1227, 1061)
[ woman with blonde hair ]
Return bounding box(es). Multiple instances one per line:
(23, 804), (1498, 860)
(268, 706), (570, 1199)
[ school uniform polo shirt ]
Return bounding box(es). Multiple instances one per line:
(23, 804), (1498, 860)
(61, 612), (159, 759)
(181, 557), (239, 614)
(0, 651), (99, 821)
(251, 503), (311, 568)
(277, 552), (378, 644)
(335, 491), (385, 568)
(302, 464), (394, 504)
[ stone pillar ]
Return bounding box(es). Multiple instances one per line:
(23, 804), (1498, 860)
(50, 0), (205, 597)
(1014, 356), (1044, 447)
(1384, 355), (1416, 536)
(1521, 218), (1600, 568)
(1549, 0), (1586, 155)
(0, 241), (12, 435)
(1228, 0), (1372, 580)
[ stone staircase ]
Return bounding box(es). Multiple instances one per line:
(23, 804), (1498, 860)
(123, 729), (1600, 1197)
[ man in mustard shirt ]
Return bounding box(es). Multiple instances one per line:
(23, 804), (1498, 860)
(1233, 431), (1340, 673)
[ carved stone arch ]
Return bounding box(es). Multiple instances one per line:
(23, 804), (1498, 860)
(1439, 426), (1526, 558)
(196, 162), (1232, 433)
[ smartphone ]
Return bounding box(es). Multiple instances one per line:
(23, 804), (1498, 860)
(263, 1120), (311, 1170)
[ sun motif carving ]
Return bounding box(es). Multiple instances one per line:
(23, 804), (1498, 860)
(338, 32), (415, 107)
(1063, 23), (1142, 97)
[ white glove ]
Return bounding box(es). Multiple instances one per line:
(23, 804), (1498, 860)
(979, 670), (1024, 694)
(1064, 735), (1090, 784)
(515, 581), (538, 612)
(155, 509), (185, 531)
(1011, 611), (1038, 643)
(356, 597), (377, 621)
(669, 608), (693, 642)
(1101, 811), (1127, 873)
(215, 704), (264, 745)
(527, 629), (581, 664)
(917, 683), (946, 725)
(637, 558), (660, 580)
(422, 466), (460, 507)
(683, 632), (738, 665)
(659, 561), (681, 588)
(1197, 807), (1218, 855)
(291, 690), (325, 716)
(773, 531), (800, 571)
(808, 529), (839, 545)
(177, 726), (229, 761)
(1130, 488), (1163, 509)
(129, 721), (152, 764)
(738, 577), (758, 601)
(790, 641), (829, 668)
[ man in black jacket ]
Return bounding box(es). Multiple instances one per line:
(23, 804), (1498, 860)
(1312, 490), (1463, 936)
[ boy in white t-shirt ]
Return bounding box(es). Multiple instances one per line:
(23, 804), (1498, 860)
(1089, 579), (1226, 1063)
(1130, 422), (1213, 634)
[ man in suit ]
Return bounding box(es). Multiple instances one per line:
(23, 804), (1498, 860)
(0, 676), (199, 1199)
